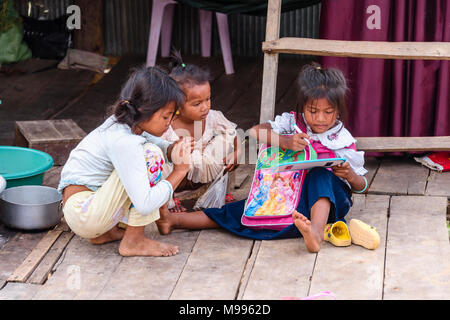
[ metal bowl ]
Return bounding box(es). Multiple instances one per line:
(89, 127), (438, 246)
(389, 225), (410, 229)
(0, 185), (62, 230)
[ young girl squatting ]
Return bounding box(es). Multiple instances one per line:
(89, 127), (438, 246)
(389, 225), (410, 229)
(59, 66), (192, 257)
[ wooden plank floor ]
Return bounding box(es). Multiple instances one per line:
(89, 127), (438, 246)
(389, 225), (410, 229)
(0, 60), (94, 145)
(0, 56), (449, 300)
(0, 158), (448, 300)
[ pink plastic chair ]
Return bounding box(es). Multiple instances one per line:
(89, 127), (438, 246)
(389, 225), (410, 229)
(146, 0), (235, 74)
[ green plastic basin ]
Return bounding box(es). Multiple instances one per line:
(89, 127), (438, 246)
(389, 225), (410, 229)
(0, 146), (54, 189)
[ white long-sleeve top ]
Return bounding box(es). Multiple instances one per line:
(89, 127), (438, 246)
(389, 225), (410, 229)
(58, 116), (173, 215)
(267, 112), (368, 176)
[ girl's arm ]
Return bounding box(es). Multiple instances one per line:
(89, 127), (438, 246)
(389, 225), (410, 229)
(165, 137), (192, 188)
(109, 137), (191, 215)
(249, 123), (310, 151)
(167, 137), (195, 163)
(224, 135), (242, 172)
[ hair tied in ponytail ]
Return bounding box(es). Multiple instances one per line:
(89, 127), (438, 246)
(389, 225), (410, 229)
(123, 99), (138, 116)
(168, 49), (211, 89)
(112, 66), (184, 133)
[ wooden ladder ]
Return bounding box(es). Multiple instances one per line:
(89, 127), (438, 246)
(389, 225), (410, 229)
(259, 0), (450, 152)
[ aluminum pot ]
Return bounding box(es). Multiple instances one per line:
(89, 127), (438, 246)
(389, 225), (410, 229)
(0, 185), (62, 230)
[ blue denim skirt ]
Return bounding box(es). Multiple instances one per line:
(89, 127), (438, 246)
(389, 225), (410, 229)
(203, 167), (353, 240)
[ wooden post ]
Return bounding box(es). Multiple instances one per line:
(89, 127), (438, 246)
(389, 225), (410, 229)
(259, 0), (282, 124)
(74, 0), (104, 54)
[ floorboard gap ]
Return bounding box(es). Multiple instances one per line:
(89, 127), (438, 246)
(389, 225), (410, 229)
(381, 196), (392, 300)
(168, 231), (201, 300)
(306, 253), (318, 297)
(235, 240), (260, 300)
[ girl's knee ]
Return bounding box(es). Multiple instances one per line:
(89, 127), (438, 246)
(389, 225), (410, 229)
(304, 168), (335, 191)
(308, 167), (333, 179)
(315, 196), (331, 205)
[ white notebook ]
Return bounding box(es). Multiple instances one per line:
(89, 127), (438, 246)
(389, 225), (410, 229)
(272, 158), (346, 172)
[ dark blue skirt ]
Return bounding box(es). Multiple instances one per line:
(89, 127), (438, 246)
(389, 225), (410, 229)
(203, 167), (353, 240)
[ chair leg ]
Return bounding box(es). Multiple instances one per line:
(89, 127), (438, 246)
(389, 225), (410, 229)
(199, 9), (212, 57)
(146, 0), (176, 67)
(160, 3), (175, 57)
(216, 12), (234, 74)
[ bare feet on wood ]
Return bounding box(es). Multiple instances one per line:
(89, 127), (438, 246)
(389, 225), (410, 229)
(156, 205), (177, 235)
(169, 203), (188, 213)
(292, 210), (322, 253)
(90, 225), (125, 245)
(118, 237), (179, 257)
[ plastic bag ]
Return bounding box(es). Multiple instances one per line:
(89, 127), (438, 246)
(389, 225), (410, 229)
(0, 1), (32, 64)
(21, 14), (71, 60)
(58, 49), (109, 73)
(414, 152), (450, 172)
(194, 170), (228, 209)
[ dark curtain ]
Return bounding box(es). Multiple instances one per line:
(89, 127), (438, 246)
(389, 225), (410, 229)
(175, 0), (321, 15)
(319, 0), (450, 137)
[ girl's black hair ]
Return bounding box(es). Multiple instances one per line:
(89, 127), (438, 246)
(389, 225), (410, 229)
(168, 49), (211, 89)
(112, 65), (185, 132)
(296, 62), (348, 123)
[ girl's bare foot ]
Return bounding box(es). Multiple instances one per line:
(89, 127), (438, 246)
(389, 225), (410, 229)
(292, 210), (322, 253)
(156, 205), (178, 235)
(90, 225), (125, 245)
(118, 237), (179, 257)
(169, 204), (188, 213)
(168, 197), (188, 213)
(118, 225), (178, 257)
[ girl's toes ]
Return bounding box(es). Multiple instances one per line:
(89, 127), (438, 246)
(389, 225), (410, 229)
(292, 210), (301, 219)
(166, 245), (179, 256)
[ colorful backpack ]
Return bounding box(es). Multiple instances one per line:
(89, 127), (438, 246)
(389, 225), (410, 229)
(241, 142), (317, 230)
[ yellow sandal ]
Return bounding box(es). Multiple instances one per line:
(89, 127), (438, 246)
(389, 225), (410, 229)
(348, 219), (380, 250)
(323, 221), (351, 247)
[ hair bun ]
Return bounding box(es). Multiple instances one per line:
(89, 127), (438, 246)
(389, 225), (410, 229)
(123, 100), (138, 116)
(168, 49), (211, 88)
(168, 49), (185, 72)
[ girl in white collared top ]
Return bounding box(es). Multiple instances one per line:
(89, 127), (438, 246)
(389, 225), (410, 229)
(59, 66), (192, 257)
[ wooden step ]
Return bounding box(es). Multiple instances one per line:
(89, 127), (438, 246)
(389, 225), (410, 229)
(15, 119), (86, 165)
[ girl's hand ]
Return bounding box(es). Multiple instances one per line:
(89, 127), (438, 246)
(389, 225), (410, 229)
(280, 133), (310, 151)
(333, 162), (367, 193)
(168, 137), (194, 163)
(223, 136), (242, 173)
(171, 138), (192, 173)
(332, 161), (354, 181)
(223, 151), (239, 173)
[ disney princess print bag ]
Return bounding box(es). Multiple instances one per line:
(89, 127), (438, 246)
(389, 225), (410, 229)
(241, 143), (317, 231)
